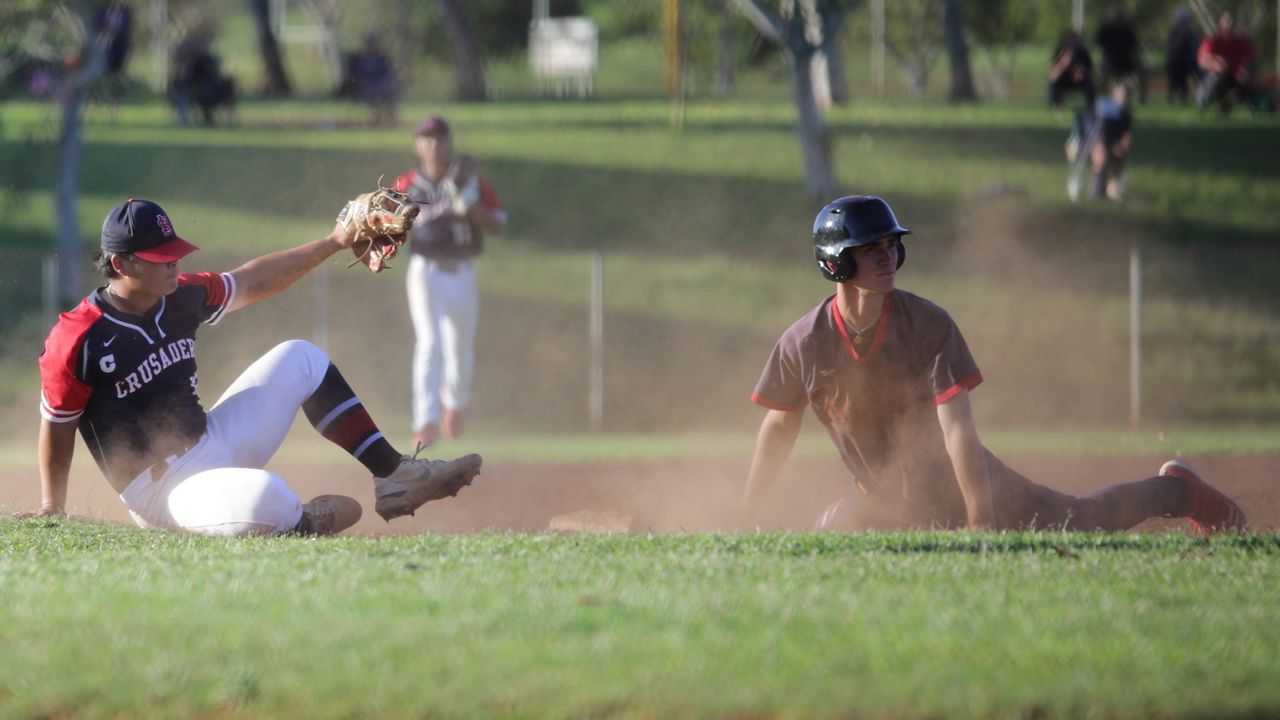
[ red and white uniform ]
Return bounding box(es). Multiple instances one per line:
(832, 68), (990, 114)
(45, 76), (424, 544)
(40, 273), (234, 485)
(39, 275), (346, 535)
(394, 161), (505, 432)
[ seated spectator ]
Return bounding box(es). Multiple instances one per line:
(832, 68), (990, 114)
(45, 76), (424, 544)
(1165, 8), (1201, 104)
(1196, 11), (1255, 115)
(338, 35), (400, 126)
(1048, 30), (1096, 110)
(170, 35), (236, 126)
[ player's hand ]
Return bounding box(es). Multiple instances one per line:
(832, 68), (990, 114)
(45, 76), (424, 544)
(12, 505), (66, 519)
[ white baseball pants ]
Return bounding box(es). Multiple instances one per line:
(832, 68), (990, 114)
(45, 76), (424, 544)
(119, 340), (333, 536)
(406, 254), (477, 431)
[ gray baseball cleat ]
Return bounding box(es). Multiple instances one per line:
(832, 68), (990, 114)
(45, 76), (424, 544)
(297, 494), (363, 536)
(374, 453), (483, 521)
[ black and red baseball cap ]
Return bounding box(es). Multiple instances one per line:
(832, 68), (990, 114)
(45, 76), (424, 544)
(415, 115), (451, 137)
(100, 199), (199, 263)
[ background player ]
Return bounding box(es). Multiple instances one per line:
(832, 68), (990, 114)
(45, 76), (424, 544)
(393, 116), (507, 448)
(17, 198), (481, 536)
(742, 195), (1247, 534)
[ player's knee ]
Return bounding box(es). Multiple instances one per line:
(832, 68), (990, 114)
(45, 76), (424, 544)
(270, 339), (332, 382)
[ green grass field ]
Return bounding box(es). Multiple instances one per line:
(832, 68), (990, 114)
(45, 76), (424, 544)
(1, 519), (1277, 718)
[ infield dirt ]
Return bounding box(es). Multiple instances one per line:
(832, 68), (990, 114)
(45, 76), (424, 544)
(3, 452), (1276, 536)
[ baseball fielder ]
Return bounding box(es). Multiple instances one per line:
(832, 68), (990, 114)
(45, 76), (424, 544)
(17, 197), (481, 536)
(393, 115), (506, 448)
(744, 195), (1247, 534)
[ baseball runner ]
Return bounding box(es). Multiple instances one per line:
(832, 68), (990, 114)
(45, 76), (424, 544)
(743, 195), (1247, 534)
(393, 115), (506, 448)
(16, 196), (482, 536)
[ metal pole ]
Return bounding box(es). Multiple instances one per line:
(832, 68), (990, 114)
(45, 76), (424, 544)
(1275, 0), (1279, 93)
(1129, 242), (1142, 431)
(871, 0), (885, 96)
(150, 0), (167, 94)
(1073, 0), (1085, 34)
(42, 254), (59, 331)
(313, 262), (329, 351)
(588, 250), (604, 433)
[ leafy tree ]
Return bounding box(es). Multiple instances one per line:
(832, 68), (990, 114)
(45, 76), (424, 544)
(967, 0), (1038, 98)
(884, 0), (944, 96)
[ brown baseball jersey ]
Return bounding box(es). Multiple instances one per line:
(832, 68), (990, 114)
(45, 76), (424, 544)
(753, 290), (983, 514)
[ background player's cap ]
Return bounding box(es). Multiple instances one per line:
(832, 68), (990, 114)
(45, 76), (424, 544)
(100, 199), (199, 263)
(415, 115), (450, 137)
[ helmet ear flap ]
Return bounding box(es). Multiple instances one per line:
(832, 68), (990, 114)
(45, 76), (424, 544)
(818, 246), (856, 282)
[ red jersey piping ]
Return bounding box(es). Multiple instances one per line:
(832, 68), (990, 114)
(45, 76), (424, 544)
(751, 392), (804, 412)
(934, 372), (984, 405)
(831, 292), (893, 364)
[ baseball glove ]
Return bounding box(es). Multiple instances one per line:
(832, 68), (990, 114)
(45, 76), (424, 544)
(337, 186), (420, 273)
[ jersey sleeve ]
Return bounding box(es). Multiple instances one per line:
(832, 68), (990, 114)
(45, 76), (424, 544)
(473, 173), (508, 227)
(932, 315), (983, 405)
(38, 318), (93, 423)
(178, 272), (236, 325)
(393, 170), (415, 193)
(751, 332), (808, 412)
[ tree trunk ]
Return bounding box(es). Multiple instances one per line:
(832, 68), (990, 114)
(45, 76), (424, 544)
(713, 11), (736, 97)
(822, 10), (850, 105)
(437, 0), (486, 102)
(245, 0), (292, 96)
(789, 41), (837, 200)
(943, 0), (977, 102)
(732, 0), (839, 200)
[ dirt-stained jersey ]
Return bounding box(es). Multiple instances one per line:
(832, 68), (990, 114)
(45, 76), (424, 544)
(753, 290), (982, 505)
(39, 273), (236, 485)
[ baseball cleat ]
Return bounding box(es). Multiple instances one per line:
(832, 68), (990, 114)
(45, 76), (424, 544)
(442, 408), (464, 439)
(1159, 459), (1248, 535)
(297, 494), (363, 536)
(374, 453), (482, 521)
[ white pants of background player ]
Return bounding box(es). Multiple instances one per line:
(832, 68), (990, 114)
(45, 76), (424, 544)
(119, 340), (365, 537)
(406, 254), (477, 433)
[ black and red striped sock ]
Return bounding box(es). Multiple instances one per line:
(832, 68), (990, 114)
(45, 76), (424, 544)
(303, 364), (402, 478)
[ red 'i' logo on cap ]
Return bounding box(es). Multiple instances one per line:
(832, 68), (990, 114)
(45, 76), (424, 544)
(156, 214), (174, 237)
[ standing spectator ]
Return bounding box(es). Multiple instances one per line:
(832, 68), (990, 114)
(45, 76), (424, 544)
(1048, 30), (1096, 109)
(1165, 8), (1201, 104)
(393, 117), (507, 448)
(1088, 83), (1134, 200)
(93, 3), (133, 109)
(1095, 5), (1145, 101)
(1196, 11), (1255, 115)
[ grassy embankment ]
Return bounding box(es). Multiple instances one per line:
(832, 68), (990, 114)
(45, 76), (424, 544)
(1, 90), (1278, 452)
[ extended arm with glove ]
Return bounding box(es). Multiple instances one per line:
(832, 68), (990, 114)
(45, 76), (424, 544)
(337, 186), (420, 272)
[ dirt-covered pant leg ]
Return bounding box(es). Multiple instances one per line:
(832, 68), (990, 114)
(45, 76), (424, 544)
(988, 454), (1191, 531)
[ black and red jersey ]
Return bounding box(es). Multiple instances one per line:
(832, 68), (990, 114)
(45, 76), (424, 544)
(393, 160), (503, 261)
(753, 290), (982, 502)
(39, 273), (236, 485)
